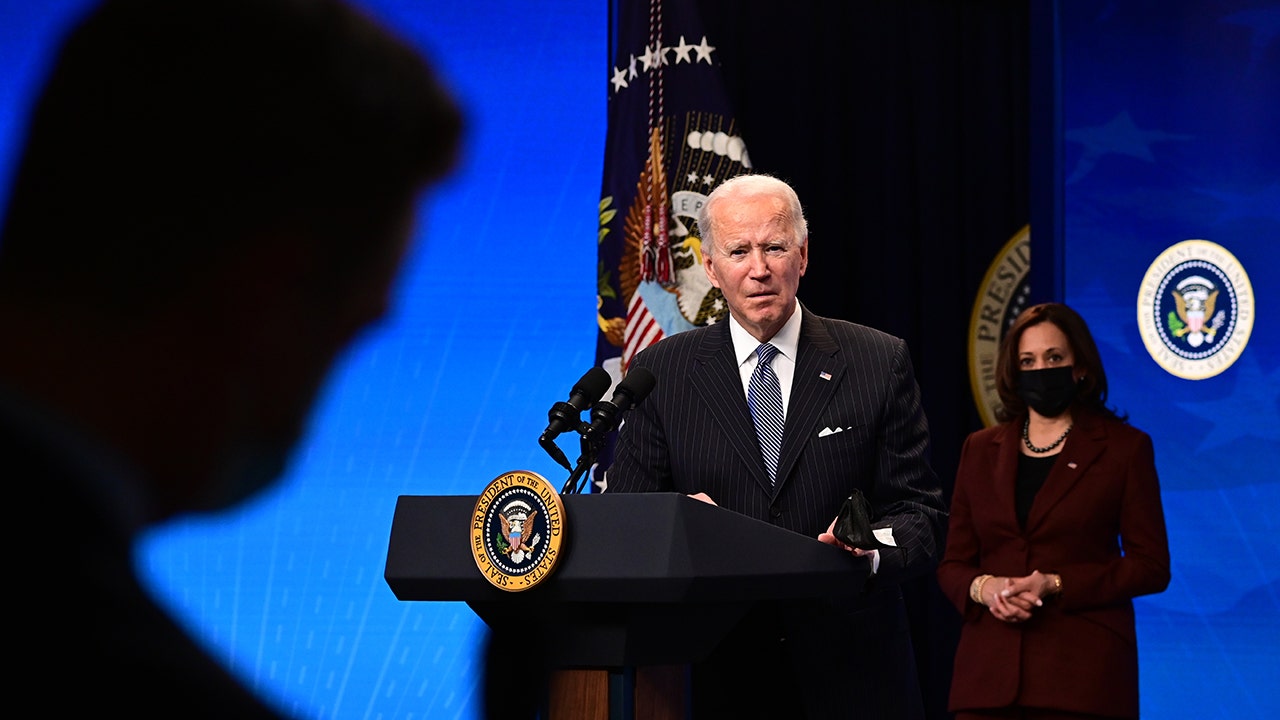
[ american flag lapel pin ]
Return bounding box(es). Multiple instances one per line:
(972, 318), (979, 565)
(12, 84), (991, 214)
(819, 371), (832, 381)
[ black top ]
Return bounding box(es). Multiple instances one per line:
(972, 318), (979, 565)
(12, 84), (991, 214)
(1016, 452), (1059, 528)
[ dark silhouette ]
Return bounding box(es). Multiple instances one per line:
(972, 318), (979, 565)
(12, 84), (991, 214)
(1, 0), (462, 715)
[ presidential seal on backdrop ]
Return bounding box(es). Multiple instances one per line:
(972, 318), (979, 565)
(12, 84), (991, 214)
(1138, 239), (1254, 380)
(471, 470), (565, 591)
(968, 226), (1032, 427)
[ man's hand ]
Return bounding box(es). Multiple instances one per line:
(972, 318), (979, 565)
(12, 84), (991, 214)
(686, 492), (717, 506)
(818, 517), (875, 558)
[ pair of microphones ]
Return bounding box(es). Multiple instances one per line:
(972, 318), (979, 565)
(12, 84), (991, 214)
(538, 366), (656, 473)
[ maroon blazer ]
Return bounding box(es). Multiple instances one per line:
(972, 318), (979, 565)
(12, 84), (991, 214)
(937, 409), (1170, 718)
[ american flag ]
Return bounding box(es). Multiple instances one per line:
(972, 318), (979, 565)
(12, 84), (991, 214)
(591, 0), (753, 491)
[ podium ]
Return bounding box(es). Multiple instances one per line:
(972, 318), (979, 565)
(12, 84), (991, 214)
(384, 492), (869, 719)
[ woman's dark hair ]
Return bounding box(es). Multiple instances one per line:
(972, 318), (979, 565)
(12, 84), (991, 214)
(994, 302), (1126, 423)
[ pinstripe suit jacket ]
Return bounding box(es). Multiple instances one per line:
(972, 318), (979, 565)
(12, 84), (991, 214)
(605, 305), (946, 718)
(607, 305), (945, 579)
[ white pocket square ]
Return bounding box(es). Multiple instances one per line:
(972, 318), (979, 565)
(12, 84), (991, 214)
(818, 426), (844, 438)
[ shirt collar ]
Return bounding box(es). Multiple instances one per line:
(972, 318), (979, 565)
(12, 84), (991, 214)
(728, 298), (803, 367)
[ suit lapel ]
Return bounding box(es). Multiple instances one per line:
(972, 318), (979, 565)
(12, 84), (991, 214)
(1025, 412), (1106, 532)
(774, 309), (844, 494)
(991, 422), (1022, 529)
(688, 322), (773, 491)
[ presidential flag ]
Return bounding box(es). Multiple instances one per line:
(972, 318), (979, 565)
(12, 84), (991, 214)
(592, 0), (752, 491)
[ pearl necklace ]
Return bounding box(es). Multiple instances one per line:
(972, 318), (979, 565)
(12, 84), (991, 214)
(1023, 417), (1072, 454)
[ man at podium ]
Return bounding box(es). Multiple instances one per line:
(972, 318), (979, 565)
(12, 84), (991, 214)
(605, 174), (946, 719)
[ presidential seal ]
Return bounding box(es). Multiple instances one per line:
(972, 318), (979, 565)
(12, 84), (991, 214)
(968, 226), (1032, 427)
(1137, 239), (1254, 380)
(471, 470), (565, 592)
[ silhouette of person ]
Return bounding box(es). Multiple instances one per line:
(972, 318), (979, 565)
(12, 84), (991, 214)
(1, 0), (462, 715)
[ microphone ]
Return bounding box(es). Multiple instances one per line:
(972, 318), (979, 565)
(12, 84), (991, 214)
(585, 367), (656, 439)
(539, 367), (613, 470)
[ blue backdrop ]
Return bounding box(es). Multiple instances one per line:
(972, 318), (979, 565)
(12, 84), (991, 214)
(3, 1), (1277, 718)
(1056, 2), (1279, 718)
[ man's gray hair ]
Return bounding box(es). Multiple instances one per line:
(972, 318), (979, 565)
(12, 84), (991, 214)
(697, 173), (809, 254)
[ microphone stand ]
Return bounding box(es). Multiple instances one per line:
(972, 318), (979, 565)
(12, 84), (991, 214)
(539, 435), (572, 472)
(538, 400), (580, 472)
(559, 420), (608, 495)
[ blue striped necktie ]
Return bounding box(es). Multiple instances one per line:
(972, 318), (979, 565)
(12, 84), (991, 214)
(748, 343), (785, 485)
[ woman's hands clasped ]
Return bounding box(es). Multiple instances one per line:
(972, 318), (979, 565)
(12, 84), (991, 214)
(977, 570), (1061, 624)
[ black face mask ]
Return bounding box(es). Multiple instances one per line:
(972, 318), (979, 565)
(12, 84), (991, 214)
(1016, 366), (1078, 418)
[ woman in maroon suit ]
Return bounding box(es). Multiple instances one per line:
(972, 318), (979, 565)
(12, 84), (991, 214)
(937, 303), (1171, 719)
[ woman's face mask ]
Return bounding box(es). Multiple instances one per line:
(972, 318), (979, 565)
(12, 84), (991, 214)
(1016, 366), (1077, 418)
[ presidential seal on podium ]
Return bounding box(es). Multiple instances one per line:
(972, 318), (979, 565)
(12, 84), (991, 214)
(471, 470), (565, 591)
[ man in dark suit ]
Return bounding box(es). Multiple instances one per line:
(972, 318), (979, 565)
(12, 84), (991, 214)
(605, 174), (947, 719)
(0, 0), (461, 715)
